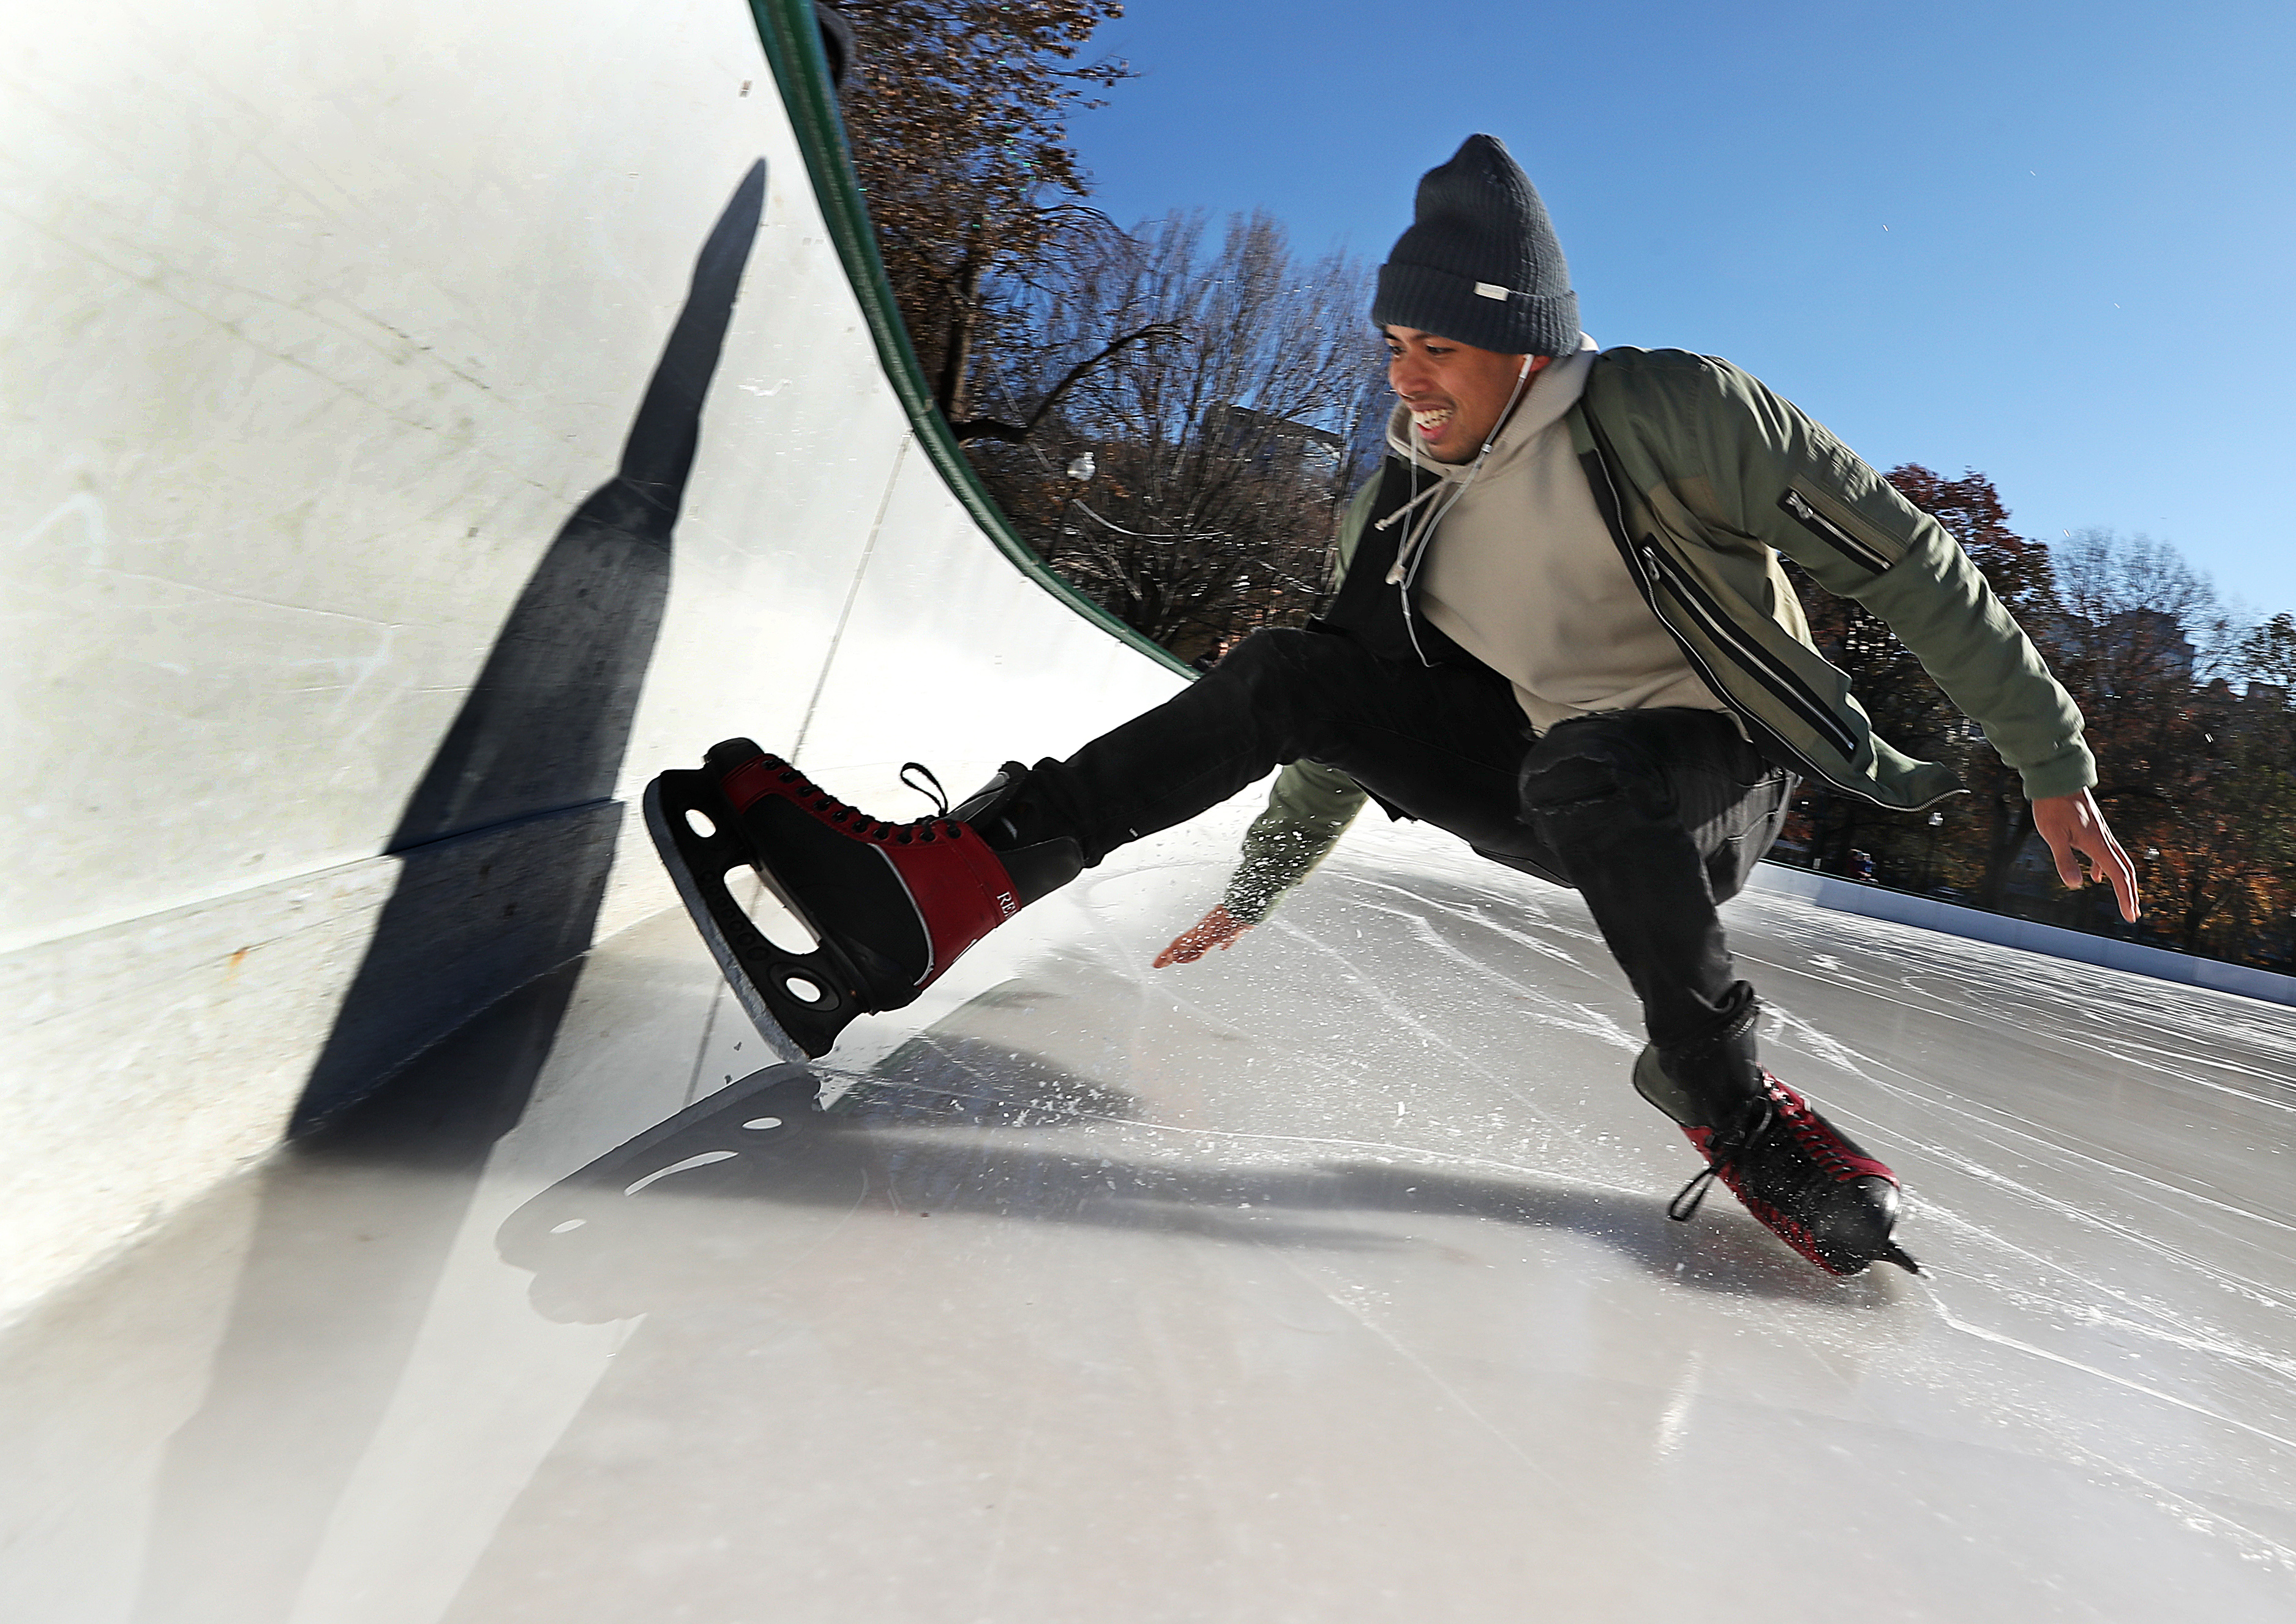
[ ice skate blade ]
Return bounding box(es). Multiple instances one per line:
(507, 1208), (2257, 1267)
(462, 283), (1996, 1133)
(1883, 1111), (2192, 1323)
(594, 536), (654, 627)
(644, 771), (866, 1059)
(1812, 1241), (1921, 1278)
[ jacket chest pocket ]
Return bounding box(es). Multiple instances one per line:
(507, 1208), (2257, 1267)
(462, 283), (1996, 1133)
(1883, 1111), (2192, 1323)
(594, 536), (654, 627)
(1779, 486), (1903, 576)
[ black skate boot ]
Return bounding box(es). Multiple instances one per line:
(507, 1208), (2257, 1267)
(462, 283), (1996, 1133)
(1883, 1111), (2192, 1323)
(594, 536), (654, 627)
(1633, 994), (1919, 1277)
(645, 740), (1081, 1058)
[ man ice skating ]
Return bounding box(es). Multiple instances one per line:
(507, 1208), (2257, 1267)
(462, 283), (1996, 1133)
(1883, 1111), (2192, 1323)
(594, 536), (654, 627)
(648, 135), (2138, 1279)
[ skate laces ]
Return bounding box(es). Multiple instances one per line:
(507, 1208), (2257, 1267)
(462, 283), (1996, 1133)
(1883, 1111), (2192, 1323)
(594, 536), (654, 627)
(1667, 1096), (1776, 1222)
(765, 758), (962, 845)
(1773, 1088), (1859, 1177)
(899, 762), (950, 816)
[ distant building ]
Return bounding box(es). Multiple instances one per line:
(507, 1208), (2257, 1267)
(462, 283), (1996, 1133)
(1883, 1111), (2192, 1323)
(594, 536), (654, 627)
(1202, 403), (1346, 486)
(2198, 676), (2290, 735)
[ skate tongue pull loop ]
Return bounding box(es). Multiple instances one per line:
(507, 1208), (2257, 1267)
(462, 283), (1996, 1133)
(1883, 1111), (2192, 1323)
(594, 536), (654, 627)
(1668, 1097), (1775, 1222)
(899, 762), (950, 817)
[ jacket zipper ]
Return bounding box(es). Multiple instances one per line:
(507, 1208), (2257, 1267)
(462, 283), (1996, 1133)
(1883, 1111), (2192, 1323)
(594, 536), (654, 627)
(1574, 414), (1964, 811)
(1780, 487), (1893, 574)
(1637, 542), (1861, 759)
(1576, 422), (1875, 798)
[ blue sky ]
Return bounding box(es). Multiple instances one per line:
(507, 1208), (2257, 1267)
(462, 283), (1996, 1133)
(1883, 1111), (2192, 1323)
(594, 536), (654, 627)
(1068, 0), (2296, 623)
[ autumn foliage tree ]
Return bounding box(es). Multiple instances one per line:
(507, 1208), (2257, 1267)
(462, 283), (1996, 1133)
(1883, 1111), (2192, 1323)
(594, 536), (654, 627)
(1788, 465), (2055, 898)
(833, 0), (1129, 427)
(1786, 473), (2296, 968)
(2237, 612), (2296, 691)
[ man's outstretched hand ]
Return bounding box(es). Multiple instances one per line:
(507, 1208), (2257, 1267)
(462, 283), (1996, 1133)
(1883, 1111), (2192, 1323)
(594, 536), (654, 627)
(2033, 788), (2141, 922)
(1154, 904), (1254, 968)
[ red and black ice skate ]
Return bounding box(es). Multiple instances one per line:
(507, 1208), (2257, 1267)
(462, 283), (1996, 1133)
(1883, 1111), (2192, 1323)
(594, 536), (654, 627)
(1637, 1050), (1920, 1276)
(645, 739), (1079, 1058)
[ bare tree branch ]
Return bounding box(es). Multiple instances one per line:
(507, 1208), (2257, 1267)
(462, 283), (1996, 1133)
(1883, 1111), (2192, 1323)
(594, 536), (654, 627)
(948, 322), (1184, 443)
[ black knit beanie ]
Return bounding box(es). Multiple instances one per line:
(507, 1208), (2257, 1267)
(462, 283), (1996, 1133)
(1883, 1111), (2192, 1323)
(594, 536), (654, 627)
(1371, 135), (1578, 356)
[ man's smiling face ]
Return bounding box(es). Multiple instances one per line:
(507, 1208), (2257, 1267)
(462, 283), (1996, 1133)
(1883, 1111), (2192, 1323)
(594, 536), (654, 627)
(1382, 326), (1551, 464)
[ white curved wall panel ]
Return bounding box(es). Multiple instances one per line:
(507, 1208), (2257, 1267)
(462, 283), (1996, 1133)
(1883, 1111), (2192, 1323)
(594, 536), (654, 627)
(1, 0), (1181, 1320)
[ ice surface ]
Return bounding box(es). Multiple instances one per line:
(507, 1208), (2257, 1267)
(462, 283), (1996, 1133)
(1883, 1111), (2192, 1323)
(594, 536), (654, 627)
(4, 797), (2290, 1623)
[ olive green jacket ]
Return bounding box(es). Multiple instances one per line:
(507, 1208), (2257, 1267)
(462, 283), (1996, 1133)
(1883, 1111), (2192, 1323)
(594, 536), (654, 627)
(1221, 346), (2091, 925)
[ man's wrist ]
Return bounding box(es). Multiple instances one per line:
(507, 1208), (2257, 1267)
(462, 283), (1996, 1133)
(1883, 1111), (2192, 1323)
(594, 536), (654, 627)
(2016, 750), (2096, 803)
(1220, 892), (1275, 926)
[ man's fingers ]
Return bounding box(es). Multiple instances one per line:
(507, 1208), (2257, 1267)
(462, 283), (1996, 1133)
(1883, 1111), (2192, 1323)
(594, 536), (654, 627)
(2109, 865), (2141, 922)
(2046, 833), (2086, 892)
(2091, 830), (2142, 922)
(1153, 906), (1251, 969)
(2036, 790), (2145, 923)
(1154, 923), (1218, 968)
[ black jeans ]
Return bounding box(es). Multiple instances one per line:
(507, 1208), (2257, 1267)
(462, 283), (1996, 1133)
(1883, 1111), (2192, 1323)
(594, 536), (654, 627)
(1027, 628), (1793, 1053)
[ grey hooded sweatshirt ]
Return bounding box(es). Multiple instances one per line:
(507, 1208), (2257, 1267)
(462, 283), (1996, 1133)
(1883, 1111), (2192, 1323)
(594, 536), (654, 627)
(1387, 334), (1727, 732)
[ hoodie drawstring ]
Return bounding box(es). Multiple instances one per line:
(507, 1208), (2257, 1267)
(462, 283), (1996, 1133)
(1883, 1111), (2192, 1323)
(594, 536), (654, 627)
(1372, 479), (1446, 535)
(1382, 356), (1537, 592)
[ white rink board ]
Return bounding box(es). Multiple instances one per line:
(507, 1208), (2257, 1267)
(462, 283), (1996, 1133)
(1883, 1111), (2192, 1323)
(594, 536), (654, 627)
(0, 0), (1180, 1320)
